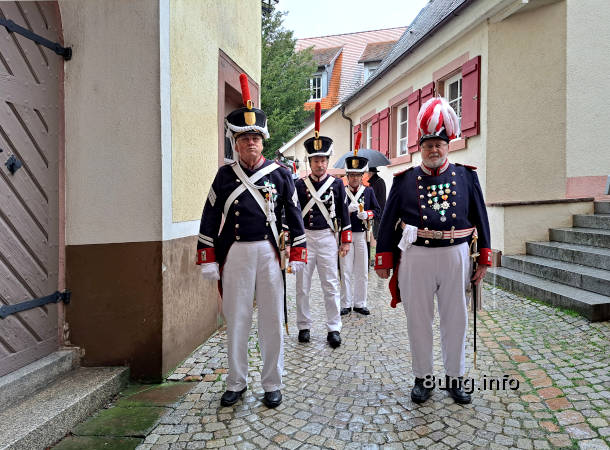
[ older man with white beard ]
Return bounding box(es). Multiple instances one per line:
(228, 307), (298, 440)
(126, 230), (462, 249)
(374, 97), (492, 405)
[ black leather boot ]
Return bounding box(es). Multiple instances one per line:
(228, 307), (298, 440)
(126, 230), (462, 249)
(411, 377), (433, 404)
(353, 307), (370, 315)
(446, 376), (471, 404)
(340, 307), (351, 315)
(263, 390), (282, 408)
(298, 329), (310, 343)
(327, 331), (341, 348)
(220, 387), (247, 406)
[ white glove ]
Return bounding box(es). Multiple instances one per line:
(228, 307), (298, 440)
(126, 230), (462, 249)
(357, 210), (369, 220)
(348, 202), (359, 213)
(200, 262), (220, 280)
(288, 261), (306, 274)
(398, 224), (419, 252)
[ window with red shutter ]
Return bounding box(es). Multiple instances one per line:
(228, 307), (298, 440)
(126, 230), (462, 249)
(378, 108), (390, 157)
(461, 55), (480, 138)
(371, 113), (380, 150)
(421, 81), (435, 104)
(407, 90), (421, 153)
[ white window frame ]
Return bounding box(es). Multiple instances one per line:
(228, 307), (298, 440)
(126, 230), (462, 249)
(397, 103), (409, 156)
(309, 74), (322, 101)
(444, 72), (462, 125)
(366, 121), (373, 149)
(363, 62), (379, 81)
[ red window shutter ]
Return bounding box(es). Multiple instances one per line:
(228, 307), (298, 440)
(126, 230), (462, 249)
(353, 123), (361, 150)
(378, 108), (390, 157)
(421, 81), (435, 104)
(461, 55), (481, 138)
(407, 90), (421, 153)
(371, 113), (380, 150)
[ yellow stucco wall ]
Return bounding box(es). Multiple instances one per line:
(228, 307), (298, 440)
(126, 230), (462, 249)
(170, 0), (261, 222)
(487, 2), (567, 203)
(566, 0), (610, 178)
(60, 0), (162, 245)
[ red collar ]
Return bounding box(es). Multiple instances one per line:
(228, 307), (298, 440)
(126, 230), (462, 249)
(420, 158), (449, 176)
(240, 155), (265, 171)
(310, 172), (328, 183)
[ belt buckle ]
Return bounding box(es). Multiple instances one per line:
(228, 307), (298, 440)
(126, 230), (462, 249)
(433, 230), (444, 239)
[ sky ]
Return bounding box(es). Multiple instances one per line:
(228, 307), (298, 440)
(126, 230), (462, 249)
(278, 0), (431, 39)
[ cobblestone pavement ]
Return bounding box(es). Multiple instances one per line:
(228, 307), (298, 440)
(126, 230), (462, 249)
(140, 271), (610, 449)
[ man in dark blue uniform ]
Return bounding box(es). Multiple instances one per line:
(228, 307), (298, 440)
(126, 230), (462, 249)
(197, 74), (307, 408)
(340, 148), (381, 316)
(375, 97), (491, 405)
(295, 103), (352, 348)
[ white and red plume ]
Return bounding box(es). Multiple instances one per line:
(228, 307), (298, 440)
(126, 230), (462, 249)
(417, 97), (460, 141)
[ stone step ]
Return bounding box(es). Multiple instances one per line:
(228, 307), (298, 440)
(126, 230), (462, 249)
(550, 227), (610, 249)
(0, 349), (79, 410)
(0, 366), (128, 450)
(595, 201), (610, 215)
(573, 214), (610, 230)
(526, 241), (610, 271)
(484, 267), (610, 321)
(502, 254), (610, 297)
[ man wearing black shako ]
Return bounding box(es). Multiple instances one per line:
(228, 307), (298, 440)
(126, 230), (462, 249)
(375, 97), (492, 405)
(196, 74), (307, 409)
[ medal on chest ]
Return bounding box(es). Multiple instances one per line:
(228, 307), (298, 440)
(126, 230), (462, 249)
(425, 182), (457, 222)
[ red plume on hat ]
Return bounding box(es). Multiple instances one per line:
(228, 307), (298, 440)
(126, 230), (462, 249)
(417, 97), (460, 143)
(354, 130), (362, 157)
(239, 73), (253, 109)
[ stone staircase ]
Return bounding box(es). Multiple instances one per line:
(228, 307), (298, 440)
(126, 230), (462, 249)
(0, 349), (128, 449)
(485, 201), (610, 321)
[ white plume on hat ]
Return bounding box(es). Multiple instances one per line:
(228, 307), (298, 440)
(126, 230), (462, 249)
(417, 97), (461, 141)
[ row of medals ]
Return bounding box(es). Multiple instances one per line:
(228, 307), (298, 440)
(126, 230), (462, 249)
(427, 183), (452, 222)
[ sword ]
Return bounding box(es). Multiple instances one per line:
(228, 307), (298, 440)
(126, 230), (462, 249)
(279, 231), (289, 335)
(470, 232), (480, 369)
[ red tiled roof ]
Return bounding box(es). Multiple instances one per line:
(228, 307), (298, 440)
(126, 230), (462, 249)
(296, 27), (407, 102)
(358, 41), (397, 63)
(311, 46), (342, 66)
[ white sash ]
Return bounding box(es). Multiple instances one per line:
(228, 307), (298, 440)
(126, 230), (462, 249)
(302, 176), (335, 230)
(224, 162), (281, 246)
(346, 185), (366, 204)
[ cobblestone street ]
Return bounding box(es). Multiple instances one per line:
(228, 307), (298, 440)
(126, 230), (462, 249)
(141, 271), (610, 449)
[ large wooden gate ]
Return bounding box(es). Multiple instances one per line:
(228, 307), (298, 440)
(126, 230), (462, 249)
(0, 1), (62, 376)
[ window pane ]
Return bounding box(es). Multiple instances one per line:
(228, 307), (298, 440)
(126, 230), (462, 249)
(400, 106), (408, 122)
(399, 139), (407, 155)
(449, 81), (458, 101)
(400, 123), (407, 138)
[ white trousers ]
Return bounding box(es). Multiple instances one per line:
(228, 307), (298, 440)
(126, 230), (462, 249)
(340, 231), (368, 308)
(221, 241), (284, 392)
(398, 242), (470, 378)
(296, 229), (342, 332)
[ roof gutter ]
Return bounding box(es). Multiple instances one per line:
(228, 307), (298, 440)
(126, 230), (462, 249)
(342, 0), (476, 109)
(340, 104), (353, 152)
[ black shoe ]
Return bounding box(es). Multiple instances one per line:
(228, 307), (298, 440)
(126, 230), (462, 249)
(353, 307), (370, 315)
(340, 307), (351, 315)
(446, 376), (471, 404)
(263, 390), (282, 408)
(327, 331), (341, 348)
(411, 377), (433, 404)
(220, 387), (247, 406)
(298, 329), (310, 343)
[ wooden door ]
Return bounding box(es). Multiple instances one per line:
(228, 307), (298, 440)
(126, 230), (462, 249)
(0, 1), (61, 376)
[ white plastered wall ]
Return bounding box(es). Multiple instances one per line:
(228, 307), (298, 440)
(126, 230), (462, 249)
(60, 0), (162, 245)
(566, 0), (610, 178)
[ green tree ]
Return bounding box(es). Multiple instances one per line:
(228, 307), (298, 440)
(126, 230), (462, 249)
(261, 8), (316, 159)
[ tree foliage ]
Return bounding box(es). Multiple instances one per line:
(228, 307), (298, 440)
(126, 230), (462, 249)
(261, 9), (316, 159)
